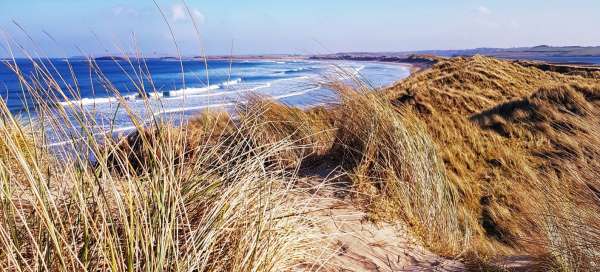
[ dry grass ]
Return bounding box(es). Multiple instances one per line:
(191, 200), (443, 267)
(2, 50), (600, 272)
(0, 117), (40, 182)
(0, 54), (331, 271)
(326, 86), (465, 255)
(235, 97), (336, 168)
(130, 56), (600, 269)
(388, 56), (600, 268)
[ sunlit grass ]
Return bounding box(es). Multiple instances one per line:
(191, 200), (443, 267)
(1, 22), (599, 272)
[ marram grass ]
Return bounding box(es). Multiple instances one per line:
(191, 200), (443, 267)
(1, 51), (600, 272)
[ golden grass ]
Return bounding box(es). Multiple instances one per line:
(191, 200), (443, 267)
(0, 54), (331, 271)
(0, 113), (330, 271)
(387, 56), (600, 268)
(325, 86), (465, 255)
(120, 56), (600, 269)
(1, 51), (600, 271)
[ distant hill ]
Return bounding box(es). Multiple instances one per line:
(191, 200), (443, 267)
(417, 45), (600, 57)
(313, 45), (600, 65)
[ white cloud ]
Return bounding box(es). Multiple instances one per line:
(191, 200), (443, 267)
(171, 4), (204, 23)
(477, 6), (492, 15)
(171, 4), (187, 22)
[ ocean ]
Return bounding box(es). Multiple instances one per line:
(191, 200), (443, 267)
(0, 58), (410, 145)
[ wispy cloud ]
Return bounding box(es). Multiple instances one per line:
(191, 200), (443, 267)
(171, 4), (204, 23)
(477, 6), (492, 15)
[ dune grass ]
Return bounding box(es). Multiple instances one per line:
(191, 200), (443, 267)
(1, 124), (326, 271)
(387, 56), (600, 269)
(1, 48), (600, 272)
(0, 50), (335, 271)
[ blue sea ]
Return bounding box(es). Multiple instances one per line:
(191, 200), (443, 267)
(0, 58), (410, 145)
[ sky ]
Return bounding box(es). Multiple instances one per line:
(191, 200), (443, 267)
(1, 0), (600, 57)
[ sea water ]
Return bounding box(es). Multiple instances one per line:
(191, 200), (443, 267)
(0, 58), (410, 145)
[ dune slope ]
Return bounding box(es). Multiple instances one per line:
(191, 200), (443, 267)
(3, 56), (599, 271)
(386, 56), (600, 266)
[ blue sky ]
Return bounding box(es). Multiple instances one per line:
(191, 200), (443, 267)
(1, 0), (600, 57)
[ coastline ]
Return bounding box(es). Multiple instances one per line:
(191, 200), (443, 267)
(309, 54), (436, 73)
(90, 54), (424, 71)
(5, 55), (600, 271)
(32, 58), (413, 149)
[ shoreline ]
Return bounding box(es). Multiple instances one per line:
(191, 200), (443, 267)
(309, 55), (436, 73)
(37, 59), (414, 148)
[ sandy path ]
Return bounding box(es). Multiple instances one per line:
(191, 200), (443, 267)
(294, 187), (465, 271)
